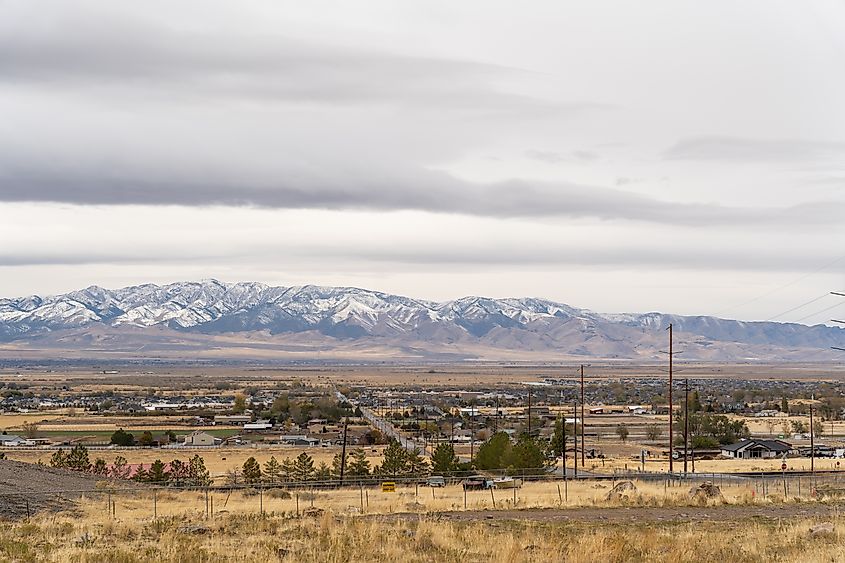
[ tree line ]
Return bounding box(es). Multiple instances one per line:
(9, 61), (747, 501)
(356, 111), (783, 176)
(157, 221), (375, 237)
(49, 444), (212, 486)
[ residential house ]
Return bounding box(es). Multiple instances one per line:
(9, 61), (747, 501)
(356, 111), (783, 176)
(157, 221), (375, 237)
(720, 439), (792, 459)
(183, 431), (218, 447)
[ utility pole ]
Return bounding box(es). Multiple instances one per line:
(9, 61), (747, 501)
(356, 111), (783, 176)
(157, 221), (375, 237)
(810, 395), (815, 474)
(527, 388), (532, 437)
(683, 378), (689, 475)
(339, 417), (349, 483)
(832, 292), (845, 351)
(495, 394), (500, 433)
(573, 400), (578, 478)
(562, 419), (567, 482)
(560, 388), (566, 481)
(668, 323), (674, 474)
(470, 399), (475, 462)
(580, 364), (586, 466)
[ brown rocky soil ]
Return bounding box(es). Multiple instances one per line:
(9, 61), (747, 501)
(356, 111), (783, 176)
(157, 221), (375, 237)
(0, 459), (107, 519)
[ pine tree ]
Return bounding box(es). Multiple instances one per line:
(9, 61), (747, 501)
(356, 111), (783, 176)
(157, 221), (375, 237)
(131, 466), (150, 482)
(379, 440), (408, 477)
(293, 452), (316, 482)
(50, 449), (67, 469)
(475, 433), (511, 470)
(405, 447), (428, 476)
(111, 455), (131, 479)
(148, 459), (168, 483)
(430, 443), (459, 475)
(188, 454), (211, 487)
(347, 449), (370, 477)
(66, 445), (91, 472)
(331, 451), (347, 478)
(263, 456), (283, 484)
(316, 461), (332, 481)
(242, 456), (262, 484)
(91, 458), (108, 475)
(280, 457), (296, 482)
(169, 459), (189, 486)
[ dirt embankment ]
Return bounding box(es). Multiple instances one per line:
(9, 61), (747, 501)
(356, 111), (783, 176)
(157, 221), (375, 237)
(0, 459), (106, 519)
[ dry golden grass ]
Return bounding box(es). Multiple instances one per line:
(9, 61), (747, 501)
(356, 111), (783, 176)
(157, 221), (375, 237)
(62, 478), (796, 522)
(0, 413), (64, 429)
(1, 492), (844, 562)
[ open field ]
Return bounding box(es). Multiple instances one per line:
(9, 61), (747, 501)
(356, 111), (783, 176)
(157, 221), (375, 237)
(3, 481), (845, 562)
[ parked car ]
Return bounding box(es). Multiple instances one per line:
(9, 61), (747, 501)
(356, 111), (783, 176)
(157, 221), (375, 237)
(462, 476), (493, 490)
(427, 475), (446, 487)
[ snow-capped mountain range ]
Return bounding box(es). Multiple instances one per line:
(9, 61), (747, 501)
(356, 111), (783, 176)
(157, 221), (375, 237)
(0, 280), (842, 361)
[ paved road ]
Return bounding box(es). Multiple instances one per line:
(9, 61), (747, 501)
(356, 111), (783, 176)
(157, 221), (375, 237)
(335, 390), (425, 454)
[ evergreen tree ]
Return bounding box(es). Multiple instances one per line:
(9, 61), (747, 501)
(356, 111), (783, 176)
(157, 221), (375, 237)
(474, 432), (511, 470)
(91, 458), (108, 475)
(111, 455), (131, 479)
(379, 440), (409, 477)
(781, 396), (790, 414)
(316, 461), (332, 481)
(331, 451), (347, 478)
(263, 456), (283, 484)
(66, 444), (91, 472)
(430, 443), (459, 475)
(405, 447), (429, 476)
(347, 449), (371, 477)
(242, 456), (262, 484)
(131, 465), (150, 482)
(280, 457), (296, 482)
(293, 452), (316, 482)
(506, 436), (549, 475)
(169, 459), (189, 486)
(148, 459), (168, 483)
(50, 449), (67, 469)
(188, 454), (211, 487)
(548, 418), (573, 458)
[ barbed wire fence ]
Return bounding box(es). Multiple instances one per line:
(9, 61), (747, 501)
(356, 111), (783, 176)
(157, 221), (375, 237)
(5, 468), (845, 524)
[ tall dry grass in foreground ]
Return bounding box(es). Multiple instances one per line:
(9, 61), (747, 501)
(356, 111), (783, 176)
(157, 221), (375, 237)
(1, 506), (844, 562)
(1, 478), (842, 562)
(82, 478), (827, 519)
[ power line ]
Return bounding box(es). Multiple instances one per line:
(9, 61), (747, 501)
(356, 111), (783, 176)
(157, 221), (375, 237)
(794, 301), (845, 324)
(766, 293), (831, 321)
(712, 254), (845, 319)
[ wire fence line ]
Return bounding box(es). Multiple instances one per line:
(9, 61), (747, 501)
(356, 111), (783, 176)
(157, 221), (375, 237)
(5, 471), (845, 524)
(5, 469), (845, 500)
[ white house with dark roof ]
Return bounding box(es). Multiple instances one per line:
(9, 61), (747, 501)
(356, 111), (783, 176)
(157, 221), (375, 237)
(720, 439), (792, 459)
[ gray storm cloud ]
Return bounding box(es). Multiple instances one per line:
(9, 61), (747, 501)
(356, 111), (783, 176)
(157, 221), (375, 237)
(1, 156), (843, 225)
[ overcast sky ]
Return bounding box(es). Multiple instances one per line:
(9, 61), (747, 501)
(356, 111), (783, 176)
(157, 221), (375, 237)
(1, 0), (844, 323)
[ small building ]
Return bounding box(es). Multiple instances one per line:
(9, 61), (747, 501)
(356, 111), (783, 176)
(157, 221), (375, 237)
(721, 439), (791, 459)
(243, 420), (273, 431)
(0, 435), (29, 447)
(279, 435), (320, 446)
(214, 415), (252, 426)
(183, 431), (218, 447)
(306, 419), (329, 433)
